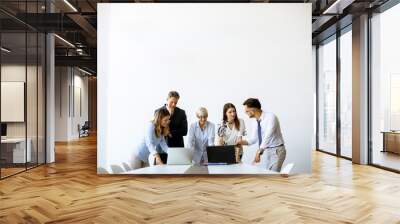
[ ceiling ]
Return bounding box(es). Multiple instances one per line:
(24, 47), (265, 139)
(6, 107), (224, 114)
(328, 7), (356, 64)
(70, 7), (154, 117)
(0, 0), (393, 75)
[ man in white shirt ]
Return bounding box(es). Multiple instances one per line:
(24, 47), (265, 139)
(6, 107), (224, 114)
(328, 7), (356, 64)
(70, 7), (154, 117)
(236, 98), (286, 172)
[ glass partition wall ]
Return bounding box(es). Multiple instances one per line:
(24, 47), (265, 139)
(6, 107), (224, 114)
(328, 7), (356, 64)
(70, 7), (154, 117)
(317, 0), (400, 172)
(370, 3), (400, 172)
(0, 2), (46, 179)
(339, 28), (352, 159)
(316, 26), (353, 159)
(317, 36), (337, 155)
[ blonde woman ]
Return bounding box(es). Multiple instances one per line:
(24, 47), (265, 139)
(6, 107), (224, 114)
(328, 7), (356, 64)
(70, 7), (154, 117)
(187, 107), (215, 165)
(137, 108), (170, 167)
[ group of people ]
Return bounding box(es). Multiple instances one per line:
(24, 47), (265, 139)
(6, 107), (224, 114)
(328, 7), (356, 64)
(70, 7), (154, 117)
(135, 91), (287, 172)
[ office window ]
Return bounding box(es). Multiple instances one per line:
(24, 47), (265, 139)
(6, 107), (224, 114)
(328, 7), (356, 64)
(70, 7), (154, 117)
(318, 37), (337, 154)
(340, 29), (352, 158)
(371, 3), (400, 171)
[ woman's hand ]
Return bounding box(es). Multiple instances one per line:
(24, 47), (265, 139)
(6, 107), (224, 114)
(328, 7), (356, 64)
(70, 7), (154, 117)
(218, 137), (225, 146)
(154, 154), (164, 165)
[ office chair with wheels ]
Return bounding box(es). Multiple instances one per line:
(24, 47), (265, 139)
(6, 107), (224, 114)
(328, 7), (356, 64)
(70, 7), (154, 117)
(79, 121), (90, 138)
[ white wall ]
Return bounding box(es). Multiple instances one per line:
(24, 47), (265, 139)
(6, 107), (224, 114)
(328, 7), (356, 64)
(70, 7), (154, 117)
(55, 67), (89, 141)
(1, 65), (41, 137)
(98, 3), (313, 173)
(1, 64), (46, 163)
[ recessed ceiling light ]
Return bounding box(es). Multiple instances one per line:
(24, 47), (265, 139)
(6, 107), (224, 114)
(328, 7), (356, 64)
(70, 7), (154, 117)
(322, 0), (353, 15)
(78, 67), (93, 76)
(63, 0), (78, 12)
(54, 34), (75, 48)
(1, 47), (11, 53)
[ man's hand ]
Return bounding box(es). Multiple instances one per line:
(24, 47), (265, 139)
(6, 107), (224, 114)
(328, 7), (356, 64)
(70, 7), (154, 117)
(219, 138), (225, 146)
(253, 149), (262, 164)
(154, 154), (164, 165)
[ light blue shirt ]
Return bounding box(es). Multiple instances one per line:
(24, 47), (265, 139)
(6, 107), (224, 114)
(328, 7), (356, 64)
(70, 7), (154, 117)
(187, 121), (215, 164)
(137, 122), (169, 162)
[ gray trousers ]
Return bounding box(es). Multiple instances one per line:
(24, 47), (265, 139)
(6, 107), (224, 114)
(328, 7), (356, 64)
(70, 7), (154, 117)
(264, 145), (286, 172)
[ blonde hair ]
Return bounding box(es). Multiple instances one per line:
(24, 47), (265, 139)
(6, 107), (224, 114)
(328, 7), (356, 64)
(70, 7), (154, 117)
(153, 108), (170, 138)
(196, 107), (208, 118)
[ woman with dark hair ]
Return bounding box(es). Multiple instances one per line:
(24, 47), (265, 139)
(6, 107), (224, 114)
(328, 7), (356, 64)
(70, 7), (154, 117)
(216, 103), (246, 162)
(136, 108), (170, 167)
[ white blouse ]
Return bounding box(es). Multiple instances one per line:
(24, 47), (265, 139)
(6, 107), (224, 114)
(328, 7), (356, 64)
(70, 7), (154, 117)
(216, 118), (246, 146)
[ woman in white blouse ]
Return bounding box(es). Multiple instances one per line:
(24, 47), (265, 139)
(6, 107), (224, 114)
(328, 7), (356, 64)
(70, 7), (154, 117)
(187, 107), (215, 165)
(216, 103), (246, 162)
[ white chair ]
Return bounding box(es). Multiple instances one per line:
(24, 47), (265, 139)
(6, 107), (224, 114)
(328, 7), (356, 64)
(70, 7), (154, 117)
(97, 167), (109, 174)
(110, 164), (125, 174)
(122, 162), (133, 171)
(130, 151), (142, 169)
(280, 163), (294, 177)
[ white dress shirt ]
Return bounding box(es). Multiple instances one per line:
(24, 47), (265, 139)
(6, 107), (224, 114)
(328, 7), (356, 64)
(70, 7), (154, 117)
(216, 118), (246, 145)
(187, 121), (215, 164)
(245, 111), (284, 151)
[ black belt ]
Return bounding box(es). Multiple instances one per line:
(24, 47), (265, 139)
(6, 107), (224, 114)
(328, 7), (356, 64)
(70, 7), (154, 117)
(266, 144), (284, 149)
(259, 144), (283, 155)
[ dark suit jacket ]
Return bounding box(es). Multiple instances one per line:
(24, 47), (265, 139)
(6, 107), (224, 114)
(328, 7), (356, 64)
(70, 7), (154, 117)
(157, 105), (188, 147)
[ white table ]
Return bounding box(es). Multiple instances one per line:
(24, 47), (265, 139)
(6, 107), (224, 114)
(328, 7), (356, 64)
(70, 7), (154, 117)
(124, 163), (279, 175)
(1, 138), (32, 163)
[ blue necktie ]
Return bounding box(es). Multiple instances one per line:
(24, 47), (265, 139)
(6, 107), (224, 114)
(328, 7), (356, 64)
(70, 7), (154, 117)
(257, 120), (262, 146)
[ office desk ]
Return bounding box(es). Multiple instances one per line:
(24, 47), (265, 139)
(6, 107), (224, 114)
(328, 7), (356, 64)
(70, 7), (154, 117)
(382, 131), (400, 154)
(1, 138), (32, 164)
(124, 163), (279, 175)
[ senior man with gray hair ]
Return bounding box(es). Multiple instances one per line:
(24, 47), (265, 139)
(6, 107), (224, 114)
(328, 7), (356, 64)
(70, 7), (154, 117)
(187, 107), (215, 165)
(157, 91), (188, 147)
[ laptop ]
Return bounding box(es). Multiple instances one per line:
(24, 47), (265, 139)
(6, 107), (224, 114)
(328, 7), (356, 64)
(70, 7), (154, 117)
(206, 145), (237, 165)
(167, 148), (193, 165)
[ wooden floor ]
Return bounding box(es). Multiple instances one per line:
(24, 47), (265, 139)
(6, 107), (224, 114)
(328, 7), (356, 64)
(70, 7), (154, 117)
(0, 167), (26, 178)
(1, 135), (400, 223)
(373, 150), (400, 171)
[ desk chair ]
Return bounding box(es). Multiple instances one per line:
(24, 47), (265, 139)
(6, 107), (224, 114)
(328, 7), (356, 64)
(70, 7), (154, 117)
(280, 163), (294, 177)
(97, 167), (109, 174)
(78, 121), (90, 138)
(122, 162), (133, 171)
(110, 164), (125, 174)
